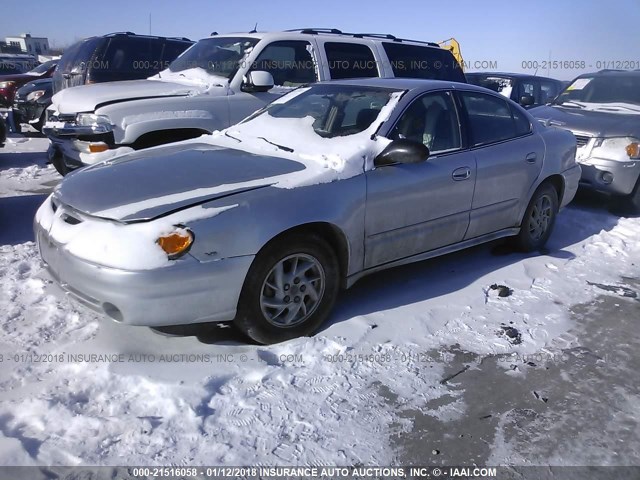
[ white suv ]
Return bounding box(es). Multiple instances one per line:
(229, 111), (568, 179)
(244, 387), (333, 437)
(44, 28), (466, 174)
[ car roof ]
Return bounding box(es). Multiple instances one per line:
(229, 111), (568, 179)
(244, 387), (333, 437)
(206, 29), (442, 49)
(467, 71), (560, 81)
(316, 77), (487, 93)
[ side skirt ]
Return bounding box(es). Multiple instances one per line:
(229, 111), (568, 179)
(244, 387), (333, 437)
(346, 227), (520, 288)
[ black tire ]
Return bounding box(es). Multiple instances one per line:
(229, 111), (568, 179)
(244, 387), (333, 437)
(34, 111), (46, 133)
(514, 183), (559, 252)
(234, 233), (340, 344)
(52, 153), (67, 176)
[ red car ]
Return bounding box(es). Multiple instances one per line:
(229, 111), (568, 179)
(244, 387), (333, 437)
(0, 59), (57, 108)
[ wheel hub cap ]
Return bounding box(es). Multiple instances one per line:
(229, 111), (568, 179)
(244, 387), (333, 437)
(260, 253), (326, 328)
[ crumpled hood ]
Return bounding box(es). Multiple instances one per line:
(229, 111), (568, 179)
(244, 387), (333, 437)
(531, 105), (640, 137)
(54, 142), (305, 222)
(50, 79), (207, 114)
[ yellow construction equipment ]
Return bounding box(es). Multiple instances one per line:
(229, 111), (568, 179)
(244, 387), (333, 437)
(439, 38), (464, 71)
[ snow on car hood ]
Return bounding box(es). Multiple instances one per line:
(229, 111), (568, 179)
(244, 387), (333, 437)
(50, 79), (207, 114)
(532, 104), (640, 137)
(37, 90), (402, 270)
(54, 143), (305, 222)
(57, 89), (403, 223)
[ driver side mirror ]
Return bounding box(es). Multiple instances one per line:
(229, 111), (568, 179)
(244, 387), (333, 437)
(519, 94), (535, 107)
(374, 139), (430, 167)
(241, 70), (275, 93)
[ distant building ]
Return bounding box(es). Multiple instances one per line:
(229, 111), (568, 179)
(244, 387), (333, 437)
(5, 34), (49, 55)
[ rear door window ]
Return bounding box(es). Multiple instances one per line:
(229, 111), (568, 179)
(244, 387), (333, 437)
(99, 37), (163, 74)
(323, 42), (378, 79)
(382, 43), (465, 82)
(460, 91), (518, 146)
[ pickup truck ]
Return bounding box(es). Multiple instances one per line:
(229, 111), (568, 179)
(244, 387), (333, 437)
(44, 28), (466, 174)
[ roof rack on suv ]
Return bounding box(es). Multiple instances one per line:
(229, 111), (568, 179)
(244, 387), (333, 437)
(285, 28), (344, 35)
(103, 32), (191, 42)
(284, 28), (439, 47)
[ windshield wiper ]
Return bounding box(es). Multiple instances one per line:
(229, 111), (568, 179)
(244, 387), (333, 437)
(258, 137), (294, 153)
(225, 131), (242, 142)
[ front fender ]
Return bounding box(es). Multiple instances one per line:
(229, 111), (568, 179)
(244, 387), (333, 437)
(96, 95), (230, 145)
(185, 176), (367, 277)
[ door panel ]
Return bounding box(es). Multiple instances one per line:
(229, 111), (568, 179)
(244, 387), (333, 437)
(364, 151), (476, 268)
(458, 91), (544, 239)
(465, 134), (544, 238)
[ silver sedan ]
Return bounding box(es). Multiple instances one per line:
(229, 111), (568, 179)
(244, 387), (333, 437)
(35, 78), (581, 344)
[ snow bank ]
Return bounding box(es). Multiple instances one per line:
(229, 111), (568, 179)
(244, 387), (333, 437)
(0, 136), (58, 197)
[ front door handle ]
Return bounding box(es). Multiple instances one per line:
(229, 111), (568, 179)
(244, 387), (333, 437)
(526, 152), (537, 163)
(452, 167), (471, 181)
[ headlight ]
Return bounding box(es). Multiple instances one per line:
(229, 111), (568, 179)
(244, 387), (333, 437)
(0, 81), (15, 89)
(592, 137), (640, 161)
(76, 113), (113, 133)
(157, 228), (193, 259)
(26, 90), (46, 101)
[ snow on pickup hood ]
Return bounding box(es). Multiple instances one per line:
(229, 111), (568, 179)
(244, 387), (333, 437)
(54, 143), (305, 222)
(50, 79), (206, 114)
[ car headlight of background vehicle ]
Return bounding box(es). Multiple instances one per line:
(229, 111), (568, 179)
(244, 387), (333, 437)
(76, 113), (113, 133)
(157, 228), (194, 259)
(26, 90), (46, 101)
(592, 137), (640, 161)
(0, 81), (15, 89)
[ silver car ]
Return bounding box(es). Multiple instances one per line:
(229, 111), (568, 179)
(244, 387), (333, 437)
(532, 70), (640, 211)
(35, 79), (580, 344)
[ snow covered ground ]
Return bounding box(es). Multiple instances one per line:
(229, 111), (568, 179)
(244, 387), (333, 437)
(0, 132), (639, 467)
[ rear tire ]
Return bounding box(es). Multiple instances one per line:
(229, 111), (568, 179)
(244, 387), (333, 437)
(234, 233), (340, 344)
(514, 183), (558, 252)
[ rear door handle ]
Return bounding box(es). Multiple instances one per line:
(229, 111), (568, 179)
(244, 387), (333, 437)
(452, 167), (471, 181)
(526, 152), (537, 163)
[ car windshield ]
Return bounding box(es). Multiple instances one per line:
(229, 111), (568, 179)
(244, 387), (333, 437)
(27, 60), (57, 75)
(169, 37), (258, 78)
(245, 84), (403, 139)
(554, 75), (640, 107)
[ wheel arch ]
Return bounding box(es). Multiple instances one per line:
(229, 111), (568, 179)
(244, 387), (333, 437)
(130, 128), (210, 150)
(254, 222), (351, 289)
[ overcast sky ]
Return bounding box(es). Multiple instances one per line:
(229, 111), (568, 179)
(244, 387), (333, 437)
(1, 0), (638, 80)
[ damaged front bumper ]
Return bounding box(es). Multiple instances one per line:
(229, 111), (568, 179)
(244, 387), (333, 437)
(35, 217), (254, 326)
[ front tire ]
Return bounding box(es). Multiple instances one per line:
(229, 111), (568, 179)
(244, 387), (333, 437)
(234, 233), (340, 344)
(515, 183), (558, 252)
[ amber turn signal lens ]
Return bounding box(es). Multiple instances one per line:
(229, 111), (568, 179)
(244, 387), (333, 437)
(88, 143), (109, 153)
(157, 230), (193, 259)
(626, 142), (640, 159)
